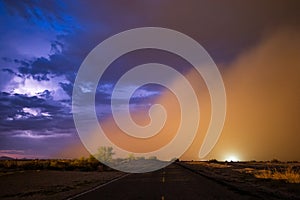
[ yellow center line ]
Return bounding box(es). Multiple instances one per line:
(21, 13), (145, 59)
(161, 171), (165, 200)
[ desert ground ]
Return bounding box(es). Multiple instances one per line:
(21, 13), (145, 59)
(0, 169), (124, 200)
(0, 159), (299, 199)
(181, 161), (300, 199)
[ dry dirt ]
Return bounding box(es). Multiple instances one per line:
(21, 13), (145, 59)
(0, 170), (125, 200)
(1, 162), (300, 200)
(180, 161), (300, 200)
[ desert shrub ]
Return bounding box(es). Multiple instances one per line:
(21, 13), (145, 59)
(2, 160), (17, 168)
(20, 160), (46, 170)
(49, 160), (69, 170)
(148, 156), (157, 160)
(255, 166), (300, 183)
(87, 155), (101, 170)
(270, 158), (280, 163)
(208, 159), (219, 163)
(66, 157), (99, 171)
(0, 157), (109, 171)
(287, 161), (298, 163)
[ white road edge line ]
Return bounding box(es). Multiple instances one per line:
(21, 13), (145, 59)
(66, 173), (130, 200)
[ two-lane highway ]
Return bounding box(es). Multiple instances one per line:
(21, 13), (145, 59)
(69, 164), (262, 200)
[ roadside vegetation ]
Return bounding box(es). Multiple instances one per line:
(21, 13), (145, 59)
(254, 166), (300, 183)
(0, 156), (109, 172)
(0, 146), (170, 172)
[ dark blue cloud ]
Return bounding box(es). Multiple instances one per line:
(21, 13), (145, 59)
(1, 0), (299, 158)
(2, 0), (78, 34)
(0, 92), (72, 132)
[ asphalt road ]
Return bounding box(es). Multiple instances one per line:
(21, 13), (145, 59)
(70, 164), (261, 200)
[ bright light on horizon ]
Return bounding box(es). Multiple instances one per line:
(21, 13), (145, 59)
(225, 155), (239, 162)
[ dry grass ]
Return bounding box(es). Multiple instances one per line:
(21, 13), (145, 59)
(185, 161), (231, 168)
(255, 166), (300, 183)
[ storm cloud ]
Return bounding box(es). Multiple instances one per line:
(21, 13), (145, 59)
(0, 0), (299, 158)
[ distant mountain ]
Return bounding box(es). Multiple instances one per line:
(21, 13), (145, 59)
(0, 156), (15, 160)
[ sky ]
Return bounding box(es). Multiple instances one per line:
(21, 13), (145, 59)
(0, 0), (299, 161)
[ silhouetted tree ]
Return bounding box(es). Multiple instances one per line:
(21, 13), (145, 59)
(94, 146), (115, 163)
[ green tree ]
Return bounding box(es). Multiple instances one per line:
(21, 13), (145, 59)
(94, 146), (115, 163)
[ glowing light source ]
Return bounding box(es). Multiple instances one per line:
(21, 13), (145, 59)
(225, 155), (239, 162)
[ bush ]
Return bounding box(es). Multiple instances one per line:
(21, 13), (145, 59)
(208, 159), (219, 163)
(254, 166), (300, 183)
(148, 156), (157, 160)
(270, 158), (280, 163)
(0, 157), (107, 172)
